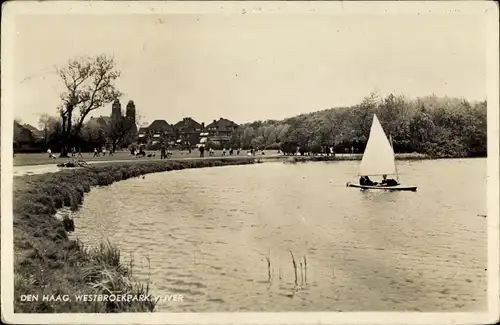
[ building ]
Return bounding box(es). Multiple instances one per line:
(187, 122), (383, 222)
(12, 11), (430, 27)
(173, 117), (204, 147)
(23, 124), (44, 140)
(206, 117), (239, 146)
(87, 98), (138, 149)
(111, 99), (122, 121)
(13, 121), (35, 150)
(87, 116), (111, 129)
(136, 116), (239, 148)
(137, 127), (149, 144)
(125, 100), (138, 136)
(138, 119), (175, 145)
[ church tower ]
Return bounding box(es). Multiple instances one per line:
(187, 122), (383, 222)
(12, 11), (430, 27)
(111, 99), (122, 121)
(126, 100), (136, 124)
(126, 100), (138, 135)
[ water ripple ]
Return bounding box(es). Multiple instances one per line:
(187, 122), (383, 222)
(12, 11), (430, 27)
(70, 159), (487, 312)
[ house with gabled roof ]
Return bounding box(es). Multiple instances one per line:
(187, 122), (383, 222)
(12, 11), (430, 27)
(173, 117), (205, 147)
(137, 127), (150, 144)
(149, 119), (175, 144)
(206, 117), (239, 145)
(13, 121), (34, 150)
(88, 116), (112, 129)
(23, 124), (44, 140)
(137, 119), (176, 145)
(135, 116), (238, 148)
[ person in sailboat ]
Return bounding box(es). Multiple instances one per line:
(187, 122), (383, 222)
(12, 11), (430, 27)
(359, 176), (378, 186)
(379, 174), (399, 187)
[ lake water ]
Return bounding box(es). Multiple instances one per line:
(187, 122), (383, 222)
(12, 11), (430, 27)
(68, 158), (487, 312)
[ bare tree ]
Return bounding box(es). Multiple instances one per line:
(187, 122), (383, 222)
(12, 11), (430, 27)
(38, 113), (52, 147)
(57, 54), (121, 156)
(106, 117), (136, 152)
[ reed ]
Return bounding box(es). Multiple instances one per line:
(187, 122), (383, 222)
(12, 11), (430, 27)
(299, 261), (304, 285)
(265, 256), (272, 282)
(303, 256), (307, 284)
(289, 250), (298, 286)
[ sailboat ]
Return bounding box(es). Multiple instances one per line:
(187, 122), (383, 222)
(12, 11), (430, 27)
(346, 114), (417, 192)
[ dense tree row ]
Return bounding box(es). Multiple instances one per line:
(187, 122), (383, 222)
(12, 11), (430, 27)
(229, 93), (487, 158)
(14, 113), (136, 153)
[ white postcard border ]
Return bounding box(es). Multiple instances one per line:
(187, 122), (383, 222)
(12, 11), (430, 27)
(1, 1), (499, 324)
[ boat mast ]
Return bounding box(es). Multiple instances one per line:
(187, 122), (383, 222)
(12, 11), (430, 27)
(389, 135), (400, 182)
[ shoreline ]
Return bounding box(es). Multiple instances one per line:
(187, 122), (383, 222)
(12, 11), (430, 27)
(13, 157), (258, 313)
(14, 151), (480, 170)
(12, 153), (435, 177)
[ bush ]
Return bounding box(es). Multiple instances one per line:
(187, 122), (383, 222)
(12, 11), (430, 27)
(96, 172), (114, 186)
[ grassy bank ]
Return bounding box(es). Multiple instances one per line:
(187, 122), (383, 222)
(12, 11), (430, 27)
(13, 150), (279, 167)
(13, 157), (257, 313)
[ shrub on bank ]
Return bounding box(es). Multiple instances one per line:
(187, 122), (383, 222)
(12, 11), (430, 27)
(13, 157), (257, 313)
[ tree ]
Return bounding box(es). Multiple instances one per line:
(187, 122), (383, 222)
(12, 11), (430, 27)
(38, 113), (53, 148)
(57, 54), (121, 156)
(106, 117), (136, 152)
(409, 107), (435, 152)
(81, 121), (106, 150)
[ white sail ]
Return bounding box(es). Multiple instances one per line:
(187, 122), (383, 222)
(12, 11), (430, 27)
(358, 114), (397, 176)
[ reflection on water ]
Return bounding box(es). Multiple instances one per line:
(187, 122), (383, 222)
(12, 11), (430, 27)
(69, 159), (487, 312)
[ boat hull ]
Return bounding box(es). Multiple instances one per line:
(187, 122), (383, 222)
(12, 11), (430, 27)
(346, 183), (417, 192)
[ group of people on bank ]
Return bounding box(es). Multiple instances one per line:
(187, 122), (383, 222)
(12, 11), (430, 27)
(359, 174), (399, 187)
(198, 146), (259, 158)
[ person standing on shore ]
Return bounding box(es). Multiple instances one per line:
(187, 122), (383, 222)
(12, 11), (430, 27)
(199, 145), (205, 158)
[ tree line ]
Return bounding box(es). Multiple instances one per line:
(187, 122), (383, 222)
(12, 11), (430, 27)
(15, 54), (486, 159)
(228, 93), (487, 158)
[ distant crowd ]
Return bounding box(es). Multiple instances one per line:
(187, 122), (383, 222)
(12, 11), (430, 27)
(197, 146), (265, 158)
(37, 145), (339, 161)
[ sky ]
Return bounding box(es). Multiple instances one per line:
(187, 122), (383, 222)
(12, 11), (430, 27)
(12, 5), (489, 128)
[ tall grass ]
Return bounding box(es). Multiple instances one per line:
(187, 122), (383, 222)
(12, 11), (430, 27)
(289, 250), (298, 286)
(13, 157), (257, 313)
(258, 248), (309, 289)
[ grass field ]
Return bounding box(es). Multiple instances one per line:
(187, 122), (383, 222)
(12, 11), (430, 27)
(13, 149), (279, 167)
